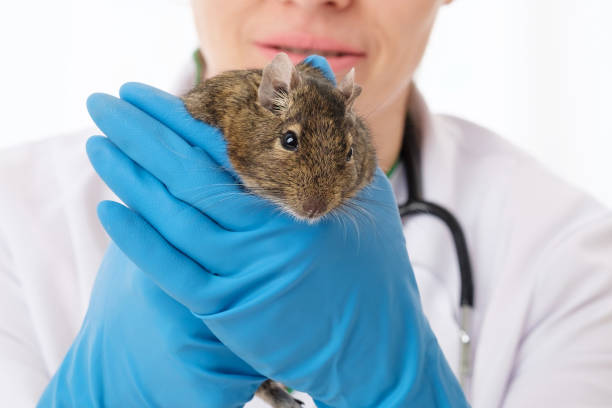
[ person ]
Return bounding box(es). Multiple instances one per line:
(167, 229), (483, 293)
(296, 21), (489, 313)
(1, 0), (611, 407)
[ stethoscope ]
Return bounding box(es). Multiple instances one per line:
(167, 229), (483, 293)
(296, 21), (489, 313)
(397, 115), (475, 389)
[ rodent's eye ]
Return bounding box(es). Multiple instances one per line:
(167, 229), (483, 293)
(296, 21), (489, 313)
(281, 131), (299, 151)
(346, 145), (354, 162)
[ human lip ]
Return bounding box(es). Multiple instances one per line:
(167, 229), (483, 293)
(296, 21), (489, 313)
(254, 33), (366, 72)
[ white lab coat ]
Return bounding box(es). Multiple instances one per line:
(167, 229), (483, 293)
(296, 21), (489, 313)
(1, 68), (611, 408)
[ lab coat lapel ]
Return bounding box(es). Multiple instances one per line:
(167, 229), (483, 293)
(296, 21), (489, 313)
(410, 83), (534, 407)
(399, 83), (465, 388)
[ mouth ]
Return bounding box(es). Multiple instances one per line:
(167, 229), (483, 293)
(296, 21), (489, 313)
(254, 33), (366, 72)
(275, 199), (333, 224)
(261, 45), (359, 58)
(290, 209), (328, 224)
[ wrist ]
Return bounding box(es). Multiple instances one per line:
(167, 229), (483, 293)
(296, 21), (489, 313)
(348, 317), (469, 408)
(394, 323), (470, 408)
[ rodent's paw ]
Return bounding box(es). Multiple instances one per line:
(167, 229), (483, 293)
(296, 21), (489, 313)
(273, 397), (304, 408)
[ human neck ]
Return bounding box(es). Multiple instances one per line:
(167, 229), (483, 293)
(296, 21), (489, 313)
(361, 85), (410, 174)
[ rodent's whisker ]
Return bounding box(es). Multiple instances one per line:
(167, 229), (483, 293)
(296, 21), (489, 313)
(146, 133), (192, 161)
(347, 210), (361, 250)
(172, 183), (282, 201)
(347, 200), (377, 227)
(204, 183), (243, 187)
(334, 203), (361, 249)
(331, 207), (351, 241)
(343, 202), (367, 223)
(346, 199), (388, 244)
(171, 185), (231, 198)
(351, 195), (398, 212)
(191, 192), (249, 209)
(170, 164), (225, 172)
(173, 184), (245, 202)
(341, 199), (380, 248)
(162, 164), (232, 180)
(357, 102), (389, 122)
(365, 183), (387, 191)
(269, 203), (288, 220)
(190, 190), (270, 212)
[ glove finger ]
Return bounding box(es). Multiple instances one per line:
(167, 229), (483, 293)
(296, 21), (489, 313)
(118, 82), (231, 169)
(87, 92), (272, 231)
(98, 201), (228, 315)
(301, 55), (336, 85)
(97, 200), (274, 317)
(87, 135), (241, 276)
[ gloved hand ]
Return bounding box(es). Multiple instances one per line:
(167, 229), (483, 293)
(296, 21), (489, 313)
(37, 243), (265, 407)
(86, 55), (469, 407)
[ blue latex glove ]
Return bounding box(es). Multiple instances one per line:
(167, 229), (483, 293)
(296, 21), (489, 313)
(86, 55), (469, 407)
(37, 244), (265, 406)
(38, 56), (340, 408)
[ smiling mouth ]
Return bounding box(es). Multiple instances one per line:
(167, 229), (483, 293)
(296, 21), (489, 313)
(266, 45), (360, 58)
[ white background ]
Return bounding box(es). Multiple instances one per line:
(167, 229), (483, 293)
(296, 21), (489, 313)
(0, 0), (611, 206)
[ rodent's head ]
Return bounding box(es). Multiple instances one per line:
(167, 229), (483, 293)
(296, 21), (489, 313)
(230, 53), (376, 222)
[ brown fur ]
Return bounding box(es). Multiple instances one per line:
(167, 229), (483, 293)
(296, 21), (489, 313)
(181, 55), (377, 222)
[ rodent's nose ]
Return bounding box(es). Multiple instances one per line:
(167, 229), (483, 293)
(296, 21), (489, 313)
(303, 196), (327, 217)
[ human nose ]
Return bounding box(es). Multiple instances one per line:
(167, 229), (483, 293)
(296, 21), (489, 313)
(278, 0), (352, 10)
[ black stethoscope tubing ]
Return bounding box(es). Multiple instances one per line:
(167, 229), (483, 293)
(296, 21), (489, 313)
(397, 115), (475, 387)
(397, 115), (474, 308)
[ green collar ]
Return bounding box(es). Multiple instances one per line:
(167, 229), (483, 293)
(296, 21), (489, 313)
(193, 49), (204, 86)
(385, 158), (400, 179)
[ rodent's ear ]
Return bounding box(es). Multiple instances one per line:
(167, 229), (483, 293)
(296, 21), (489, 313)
(338, 68), (362, 111)
(258, 52), (302, 112)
